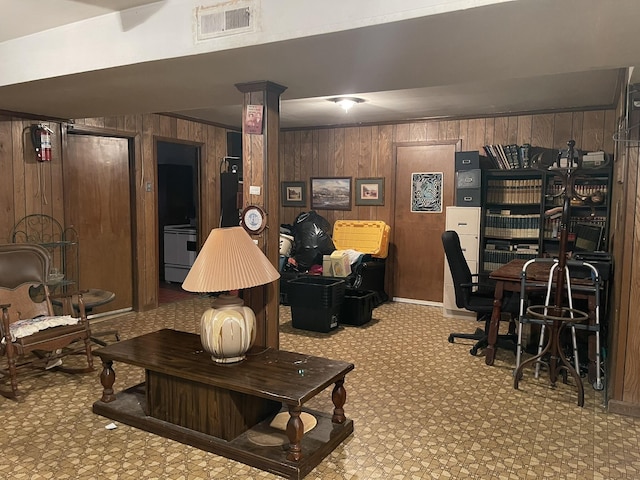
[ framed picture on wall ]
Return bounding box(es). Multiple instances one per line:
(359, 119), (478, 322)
(310, 177), (352, 210)
(355, 177), (385, 206)
(281, 181), (306, 207)
(411, 172), (443, 213)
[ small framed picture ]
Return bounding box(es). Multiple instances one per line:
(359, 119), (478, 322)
(355, 177), (385, 206)
(311, 177), (352, 210)
(281, 181), (306, 207)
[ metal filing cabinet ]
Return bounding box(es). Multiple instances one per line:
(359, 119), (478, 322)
(443, 206), (481, 318)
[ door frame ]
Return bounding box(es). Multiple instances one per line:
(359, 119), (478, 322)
(153, 137), (204, 286)
(62, 123), (141, 310)
(389, 140), (461, 300)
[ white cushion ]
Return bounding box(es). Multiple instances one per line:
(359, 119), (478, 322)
(9, 315), (79, 341)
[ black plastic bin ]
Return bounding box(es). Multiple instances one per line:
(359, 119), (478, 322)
(340, 289), (376, 326)
(279, 271), (302, 305)
(288, 276), (345, 332)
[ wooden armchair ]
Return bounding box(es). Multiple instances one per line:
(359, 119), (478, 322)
(0, 243), (94, 400)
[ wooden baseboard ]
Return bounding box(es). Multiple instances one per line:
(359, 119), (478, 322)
(608, 399), (640, 417)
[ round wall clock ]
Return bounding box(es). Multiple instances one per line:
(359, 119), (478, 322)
(241, 205), (267, 234)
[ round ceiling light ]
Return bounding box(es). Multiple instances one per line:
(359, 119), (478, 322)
(329, 96), (365, 113)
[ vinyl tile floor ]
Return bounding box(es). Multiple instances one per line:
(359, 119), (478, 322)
(1, 298), (639, 479)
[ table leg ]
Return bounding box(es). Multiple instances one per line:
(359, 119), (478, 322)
(286, 405), (303, 462)
(332, 378), (347, 423)
(99, 359), (116, 403)
(485, 281), (504, 366)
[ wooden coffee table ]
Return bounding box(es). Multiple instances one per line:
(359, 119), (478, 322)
(92, 329), (354, 479)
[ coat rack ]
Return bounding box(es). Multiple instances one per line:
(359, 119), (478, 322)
(513, 140), (609, 406)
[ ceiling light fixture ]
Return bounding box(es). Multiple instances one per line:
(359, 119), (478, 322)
(329, 96), (365, 113)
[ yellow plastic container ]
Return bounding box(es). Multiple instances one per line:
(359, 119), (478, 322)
(332, 220), (390, 258)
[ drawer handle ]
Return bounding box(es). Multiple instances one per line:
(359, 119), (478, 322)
(457, 222), (467, 226)
(462, 159), (471, 164)
(463, 196), (472, 202)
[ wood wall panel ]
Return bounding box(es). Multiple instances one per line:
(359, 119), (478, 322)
(279, 110), (617, 227)
(552, 112), (573, 150)
(0, 113), (231, 311)
(0, 121), (13, 240)
(530, 114), (554, 149)
(516, 115), (532, 145)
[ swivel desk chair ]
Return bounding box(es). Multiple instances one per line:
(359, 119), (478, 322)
(442, 230), (518, 356)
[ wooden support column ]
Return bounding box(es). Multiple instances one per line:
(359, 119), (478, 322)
(235, 81), (287, 350)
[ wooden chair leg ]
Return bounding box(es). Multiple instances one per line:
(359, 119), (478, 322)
(3, 341), (20, 400)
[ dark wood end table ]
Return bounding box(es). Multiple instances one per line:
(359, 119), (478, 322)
(92, 329), (354, 479)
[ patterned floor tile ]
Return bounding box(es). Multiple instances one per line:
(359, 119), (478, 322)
(1, 298), (639, 479)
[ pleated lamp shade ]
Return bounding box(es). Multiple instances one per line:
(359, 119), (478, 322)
(182, 226), (280, 293)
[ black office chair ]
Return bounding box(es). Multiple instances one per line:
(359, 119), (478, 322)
(442, 230), (518, 356)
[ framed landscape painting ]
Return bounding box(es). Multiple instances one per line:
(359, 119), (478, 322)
(281, 181), (306, 207)
(355, 177), (385, 206)
(310, 177), (352, 210)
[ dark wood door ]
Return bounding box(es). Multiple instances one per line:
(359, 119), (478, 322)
(64, 134), (133, 313)
(393, 144), (456, 302)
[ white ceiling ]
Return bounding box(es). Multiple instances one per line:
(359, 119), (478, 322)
(0, 0), (638, 129)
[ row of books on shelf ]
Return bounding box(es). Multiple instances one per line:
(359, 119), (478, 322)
(546, 183), (608, 205)
(484, 211), (541, 239)
(483, 144), (532, 169)
(482, 250), (539, 272)
(486, 179), (543, 204)
(485, 239), (539, 252)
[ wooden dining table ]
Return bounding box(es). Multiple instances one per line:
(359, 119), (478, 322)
(484, 259), (600, 383)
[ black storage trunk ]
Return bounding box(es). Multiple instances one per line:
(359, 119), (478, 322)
(340, 289), (375, 326)
(288, 276), (345, 332)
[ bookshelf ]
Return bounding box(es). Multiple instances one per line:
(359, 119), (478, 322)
(480, 165), (612, 273)
(542, 166), (611, 256)
(481, 169), (543, 273)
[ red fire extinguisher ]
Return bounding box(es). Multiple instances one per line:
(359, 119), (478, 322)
(31, 124), (53, 162)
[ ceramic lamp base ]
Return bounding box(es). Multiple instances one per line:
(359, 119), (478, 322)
(200, 295), (256, 364)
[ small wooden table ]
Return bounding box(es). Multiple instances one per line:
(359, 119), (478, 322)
(92, 329), (354, 480)
(51, 288), (118, 346)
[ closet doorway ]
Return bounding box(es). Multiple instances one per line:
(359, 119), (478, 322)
(157, 141), (200, 301)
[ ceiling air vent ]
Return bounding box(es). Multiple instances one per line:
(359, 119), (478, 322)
(196, 2), (254, 41)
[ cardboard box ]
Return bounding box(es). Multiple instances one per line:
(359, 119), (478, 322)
(330, 250), (351, 277)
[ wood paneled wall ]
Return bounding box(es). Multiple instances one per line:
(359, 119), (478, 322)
(0, 114), (230, 312)
(0, 120), (65, 238)
(609, 99), (640, 414)
(279, 111), (617, 227)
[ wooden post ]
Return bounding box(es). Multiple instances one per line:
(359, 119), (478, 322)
(235, 81), (287, 350)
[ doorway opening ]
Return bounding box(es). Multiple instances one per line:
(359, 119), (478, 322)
(157, 141), (200, 302)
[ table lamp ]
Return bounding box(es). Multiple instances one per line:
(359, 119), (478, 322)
(182, 226), (280, 363)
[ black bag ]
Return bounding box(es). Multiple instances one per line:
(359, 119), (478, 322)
(291, 211), (335, 270)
